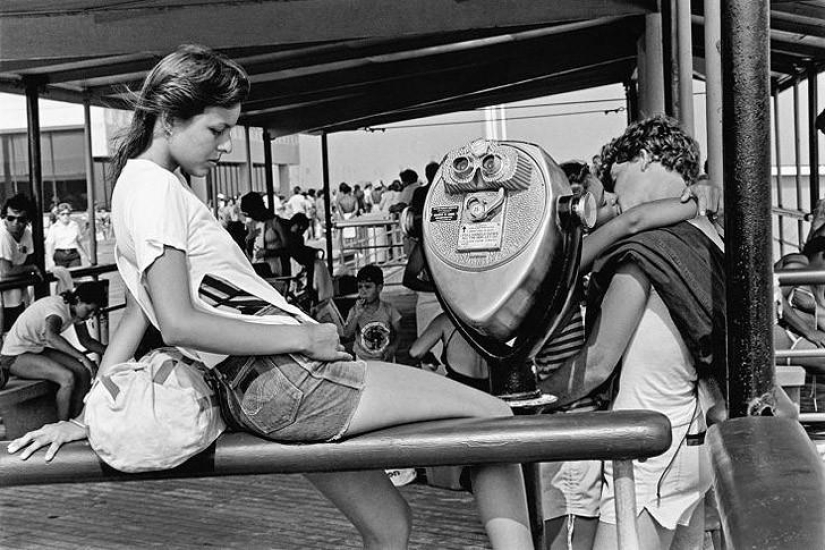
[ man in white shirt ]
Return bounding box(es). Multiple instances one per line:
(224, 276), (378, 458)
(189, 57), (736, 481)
(0, 194), (41, 332)
(287, 186), (308, 217)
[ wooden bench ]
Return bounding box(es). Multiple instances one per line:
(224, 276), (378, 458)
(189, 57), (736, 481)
(1, 411), (672, 548)
(0, 378), (58, 439)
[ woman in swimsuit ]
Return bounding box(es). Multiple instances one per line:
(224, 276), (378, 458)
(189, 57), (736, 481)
(410, 312), (489, 392)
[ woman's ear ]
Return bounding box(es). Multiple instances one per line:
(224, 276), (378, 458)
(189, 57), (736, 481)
(159, 114), (175, 138)
(639, 149), (652, 171)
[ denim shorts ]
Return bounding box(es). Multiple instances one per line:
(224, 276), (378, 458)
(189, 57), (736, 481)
(214, 353), (367, 442)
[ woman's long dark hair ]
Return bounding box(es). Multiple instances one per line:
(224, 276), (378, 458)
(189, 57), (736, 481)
(110, 44), (250, 184)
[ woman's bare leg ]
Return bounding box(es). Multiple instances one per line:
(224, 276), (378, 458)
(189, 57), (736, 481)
(9, 353), (76, 420)
(305, 470), (411, 550)
(41, 348), (92, 417)
(345, 362), (533, 550)
(592, 511), (675, 550)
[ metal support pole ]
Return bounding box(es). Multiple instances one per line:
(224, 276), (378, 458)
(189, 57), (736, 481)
(662, 0), (676, 118)
(722, 0), (774, 418)
(809, 62), (820, 209)
(521, 462), (545, 550)
(640, 13), (666, 118)
(205, 171), (215, 214)
(24, 80), (48, 298)
(244, 126), (254, 193)
(675, 0), (695, 135)
(613, 459), (640, 550)
(321, 133), (334, 276)
(704, 0), (723, 183)
(262, 130), (275, 215)
(772, 91), (786, 257)
(83, 97), (97, 265)
(793, 78), (805, 244)
(624, 79), (639, 123)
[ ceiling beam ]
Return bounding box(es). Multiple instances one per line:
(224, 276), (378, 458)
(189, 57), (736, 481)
(317, 62), (636, 134)
(239, 20), (643, 109)
(246, 38), (638, 136)
(0, 0), (653, 61)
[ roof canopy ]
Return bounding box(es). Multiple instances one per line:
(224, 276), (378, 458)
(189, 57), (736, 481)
(0, 0), (823, 136)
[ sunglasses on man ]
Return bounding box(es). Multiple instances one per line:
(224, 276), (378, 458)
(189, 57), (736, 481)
(5, 214), (29, 224)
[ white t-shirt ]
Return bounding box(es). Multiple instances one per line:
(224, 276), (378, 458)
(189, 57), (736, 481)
(1, 295), (73, 356)
(287, 193), (307, 216)
(46, 220), (82, 250)
(0, 224), (33, 308)
(112, 159), (314, 368)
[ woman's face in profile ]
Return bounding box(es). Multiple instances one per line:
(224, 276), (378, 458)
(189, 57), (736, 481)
(168, 104), (240, 177)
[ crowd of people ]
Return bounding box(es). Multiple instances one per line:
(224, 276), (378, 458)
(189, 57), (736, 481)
(1, 43), (820, 550)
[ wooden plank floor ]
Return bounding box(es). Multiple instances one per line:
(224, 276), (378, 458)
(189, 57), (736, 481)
(0, 474), (491, 549)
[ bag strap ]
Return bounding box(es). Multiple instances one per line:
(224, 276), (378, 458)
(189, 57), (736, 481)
(100, 375), (120, 400)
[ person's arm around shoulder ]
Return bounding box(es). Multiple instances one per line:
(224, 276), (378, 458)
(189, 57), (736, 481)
(581, 198), (697, 272)
(542, 262), (651, 408)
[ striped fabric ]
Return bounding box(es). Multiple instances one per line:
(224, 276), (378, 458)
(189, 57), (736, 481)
(535, 306), (585, 380)
(198, 273), (294, 317)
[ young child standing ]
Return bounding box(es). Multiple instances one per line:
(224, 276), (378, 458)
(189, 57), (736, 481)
(342, 264), (402, 362)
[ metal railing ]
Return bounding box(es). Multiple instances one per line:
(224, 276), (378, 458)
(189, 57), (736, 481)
(333, 216), (408, 275)
(774, 268), (825, 364)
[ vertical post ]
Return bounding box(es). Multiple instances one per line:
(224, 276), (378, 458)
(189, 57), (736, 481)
(773, 92), (786, 257)
(521, 462), (545, 550)
(639, 13), (666, 118)
(83, 97), (98, 265)
(244, 126), (254, 193)
(793, 78), (805, 244)
(262, 130), (276, 215)
(809, 62), (820, 210)
(722, 0), (774, 418)
(321, 133), (334, 276)
(675, 0), (695, 135)
(704, 0), (723, 181)
(613, 459), (640, 550)
(625, 79), (639, 123)
(205, 171), (215, 213)
(661, 0), (676, 118)
(25, 81), (47, 298)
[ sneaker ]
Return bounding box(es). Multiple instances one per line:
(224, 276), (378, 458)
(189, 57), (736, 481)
(385, 468), (417, 487)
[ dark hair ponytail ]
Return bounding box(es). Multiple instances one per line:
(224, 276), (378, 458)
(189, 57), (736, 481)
(110, 110), (156, 188)
(109, 44), (250, 185)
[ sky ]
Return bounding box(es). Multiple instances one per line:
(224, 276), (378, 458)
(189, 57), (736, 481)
(1, 71), (823, 192)
(295, 85), (632, 189)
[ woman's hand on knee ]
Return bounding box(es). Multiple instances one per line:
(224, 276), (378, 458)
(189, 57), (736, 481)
(6, 420), (86, 462)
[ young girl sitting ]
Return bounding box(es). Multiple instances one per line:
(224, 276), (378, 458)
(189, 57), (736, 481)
(0, 282), (106, 420)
